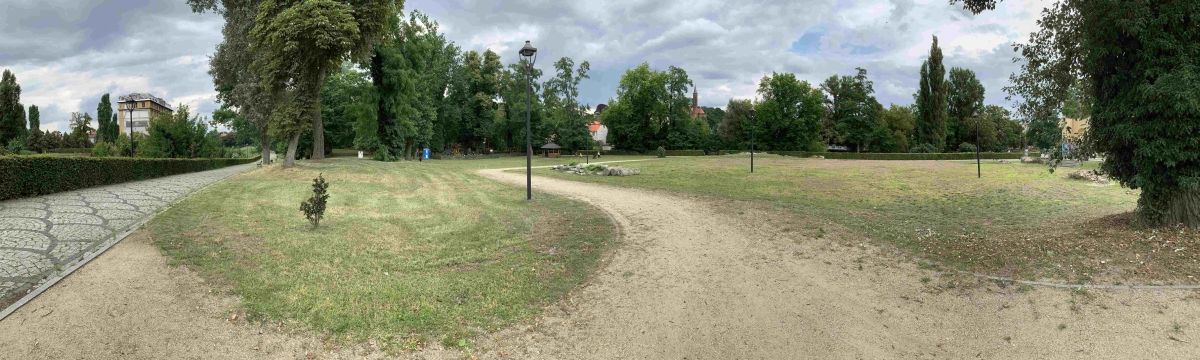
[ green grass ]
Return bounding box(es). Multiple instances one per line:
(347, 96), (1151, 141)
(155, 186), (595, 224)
(534, 154), (1199, 283)
(147, 156), (643, 351)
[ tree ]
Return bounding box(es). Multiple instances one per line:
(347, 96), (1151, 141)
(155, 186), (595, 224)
(371, 11), (459, 159)
(1081, 1), (1199, 226)
(68, 112), (93, 148)
(191, 0), (277, 165)
(915, 36), (948, 151)
(96, 94), (115, 143)
(822, 68), (883, 152)
(0, 69), (24, 145)
(542, 57), (591, 151)
(27, 104), (38, 132)
(321, 65), (373, 150)
(601, 63), (693, 152)
(717, 99), (754, 149)
(946, 67), (985, 147)
(249, 0), (401, 166)
(139, 105), (222, 158)
(880, 104), (916, 153)
(756, 72), (824, 151)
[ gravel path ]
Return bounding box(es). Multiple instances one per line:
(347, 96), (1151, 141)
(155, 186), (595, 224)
(0, 164), (256, 317)
(473, 166), (1200, 359)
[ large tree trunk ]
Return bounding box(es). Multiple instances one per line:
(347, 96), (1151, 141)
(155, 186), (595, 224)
(283, 133), (300, 168)
(1161, 189), (1200, 227)
(260, 132), (272, 165)
(311, 88), (326, 160)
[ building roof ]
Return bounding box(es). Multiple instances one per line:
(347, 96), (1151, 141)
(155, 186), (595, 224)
(541, 142), (562, 149)
(118, 93), (173, 111)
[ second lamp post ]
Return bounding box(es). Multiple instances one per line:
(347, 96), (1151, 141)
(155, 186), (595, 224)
(519, 41), (538, 200)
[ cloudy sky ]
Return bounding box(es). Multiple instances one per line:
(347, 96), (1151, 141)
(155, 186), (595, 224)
(0, 0), (1049, 133)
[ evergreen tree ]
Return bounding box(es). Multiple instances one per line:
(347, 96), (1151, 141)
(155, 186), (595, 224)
(96, 94), (114, 143)
(0, 69), (23, 145)
(915, 36), (947, 151)
(27, 104), (39, 131)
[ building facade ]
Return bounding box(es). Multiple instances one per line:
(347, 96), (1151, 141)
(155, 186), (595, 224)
(117, 93), (172, 135)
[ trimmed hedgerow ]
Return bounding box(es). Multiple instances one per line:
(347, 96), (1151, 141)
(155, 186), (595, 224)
(0, 155), (258, 200)
(770, 151), (1026, 160)
(664, 150), (706, 156)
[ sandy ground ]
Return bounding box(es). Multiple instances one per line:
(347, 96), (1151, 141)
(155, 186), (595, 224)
(1, 165), (1198, 359)
(0, 231), (385, 360)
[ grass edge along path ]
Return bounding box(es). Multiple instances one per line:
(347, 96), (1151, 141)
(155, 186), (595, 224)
(145, 157), (618, 352)
(531, 154), (1198, 286)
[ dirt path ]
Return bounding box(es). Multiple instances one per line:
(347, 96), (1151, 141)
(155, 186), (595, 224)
(1, 164), (1196, 359)
(474, 168), (1200, 359)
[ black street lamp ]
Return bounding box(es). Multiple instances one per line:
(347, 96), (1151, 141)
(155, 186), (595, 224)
(519, 40), (538, 200)
(126, 99), (135, 157)
(749, 105), (756, 173)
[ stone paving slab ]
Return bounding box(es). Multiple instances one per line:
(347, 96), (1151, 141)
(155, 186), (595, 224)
(0, 163), (256, 316)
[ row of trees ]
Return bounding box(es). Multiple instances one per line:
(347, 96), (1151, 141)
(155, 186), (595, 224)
(598, 62), (1023, 154)
(196, 1), (598, 164)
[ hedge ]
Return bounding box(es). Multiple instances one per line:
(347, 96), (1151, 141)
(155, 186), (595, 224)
(769, 151), (1027, 160)
(45, 148), (92, 154)
(663, 150), (706, 156)
(0, 156), (259, 201)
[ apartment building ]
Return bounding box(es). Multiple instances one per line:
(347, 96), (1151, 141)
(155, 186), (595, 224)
(116, 93), (172, 135)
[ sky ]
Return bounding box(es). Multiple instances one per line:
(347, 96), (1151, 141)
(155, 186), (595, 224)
(0, 0), (1050, 133)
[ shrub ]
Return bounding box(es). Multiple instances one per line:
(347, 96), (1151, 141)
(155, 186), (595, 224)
(0, 156), (258, 201)
(957, 142), (978, 153)
(300, 174), (330, 228)
(655, 146), (666, 158)
(910, 143), (939, 153)
(6, 138), (25, 154)
(91, 141), (119, 157)
(805, 139), (827, 153)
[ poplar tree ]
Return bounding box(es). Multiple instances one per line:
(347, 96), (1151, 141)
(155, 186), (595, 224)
(914, 36), (947, 151)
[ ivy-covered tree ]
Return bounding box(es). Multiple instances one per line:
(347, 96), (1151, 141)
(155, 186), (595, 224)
(915, 36), (947, 151)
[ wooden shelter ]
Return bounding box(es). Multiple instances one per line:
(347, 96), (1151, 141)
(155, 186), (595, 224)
(541, 142), (562, 158)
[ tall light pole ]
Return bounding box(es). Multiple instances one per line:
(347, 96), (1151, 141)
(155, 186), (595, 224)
(125, 97), (135, 157)
(749, 103), (757, 173)
(519, 41), (538, 200)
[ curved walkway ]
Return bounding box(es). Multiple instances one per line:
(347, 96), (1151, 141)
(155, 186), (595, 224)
(473, 166), (1200, 359)
(0, 163), (255, 318)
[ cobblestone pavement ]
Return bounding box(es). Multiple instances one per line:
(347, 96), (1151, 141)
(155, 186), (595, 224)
(0, 164), (255, 311)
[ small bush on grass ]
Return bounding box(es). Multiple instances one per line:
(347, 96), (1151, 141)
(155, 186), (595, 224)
(656, 146), (666, 158)
(958, 143), (978, 153)
(299, 173), (330, 228)
(92, 141), (119, 157)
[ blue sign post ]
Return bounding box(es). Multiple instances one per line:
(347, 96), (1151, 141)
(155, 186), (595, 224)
(422, 148), (430, 160)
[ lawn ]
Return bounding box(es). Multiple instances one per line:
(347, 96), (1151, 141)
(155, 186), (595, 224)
(146, 155), (642, 351)
(536, 154), (1199, 284)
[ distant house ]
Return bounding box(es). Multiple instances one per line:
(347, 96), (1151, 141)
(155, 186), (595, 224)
(588, 104), (612, 150)
(117, 93), (173, 135)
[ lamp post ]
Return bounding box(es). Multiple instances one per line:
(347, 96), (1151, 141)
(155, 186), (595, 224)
(975, 116), (981, 178)
(519, 40), (538, 201)
(126, 99), (135, 157)
(749, 105), (756, 173)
